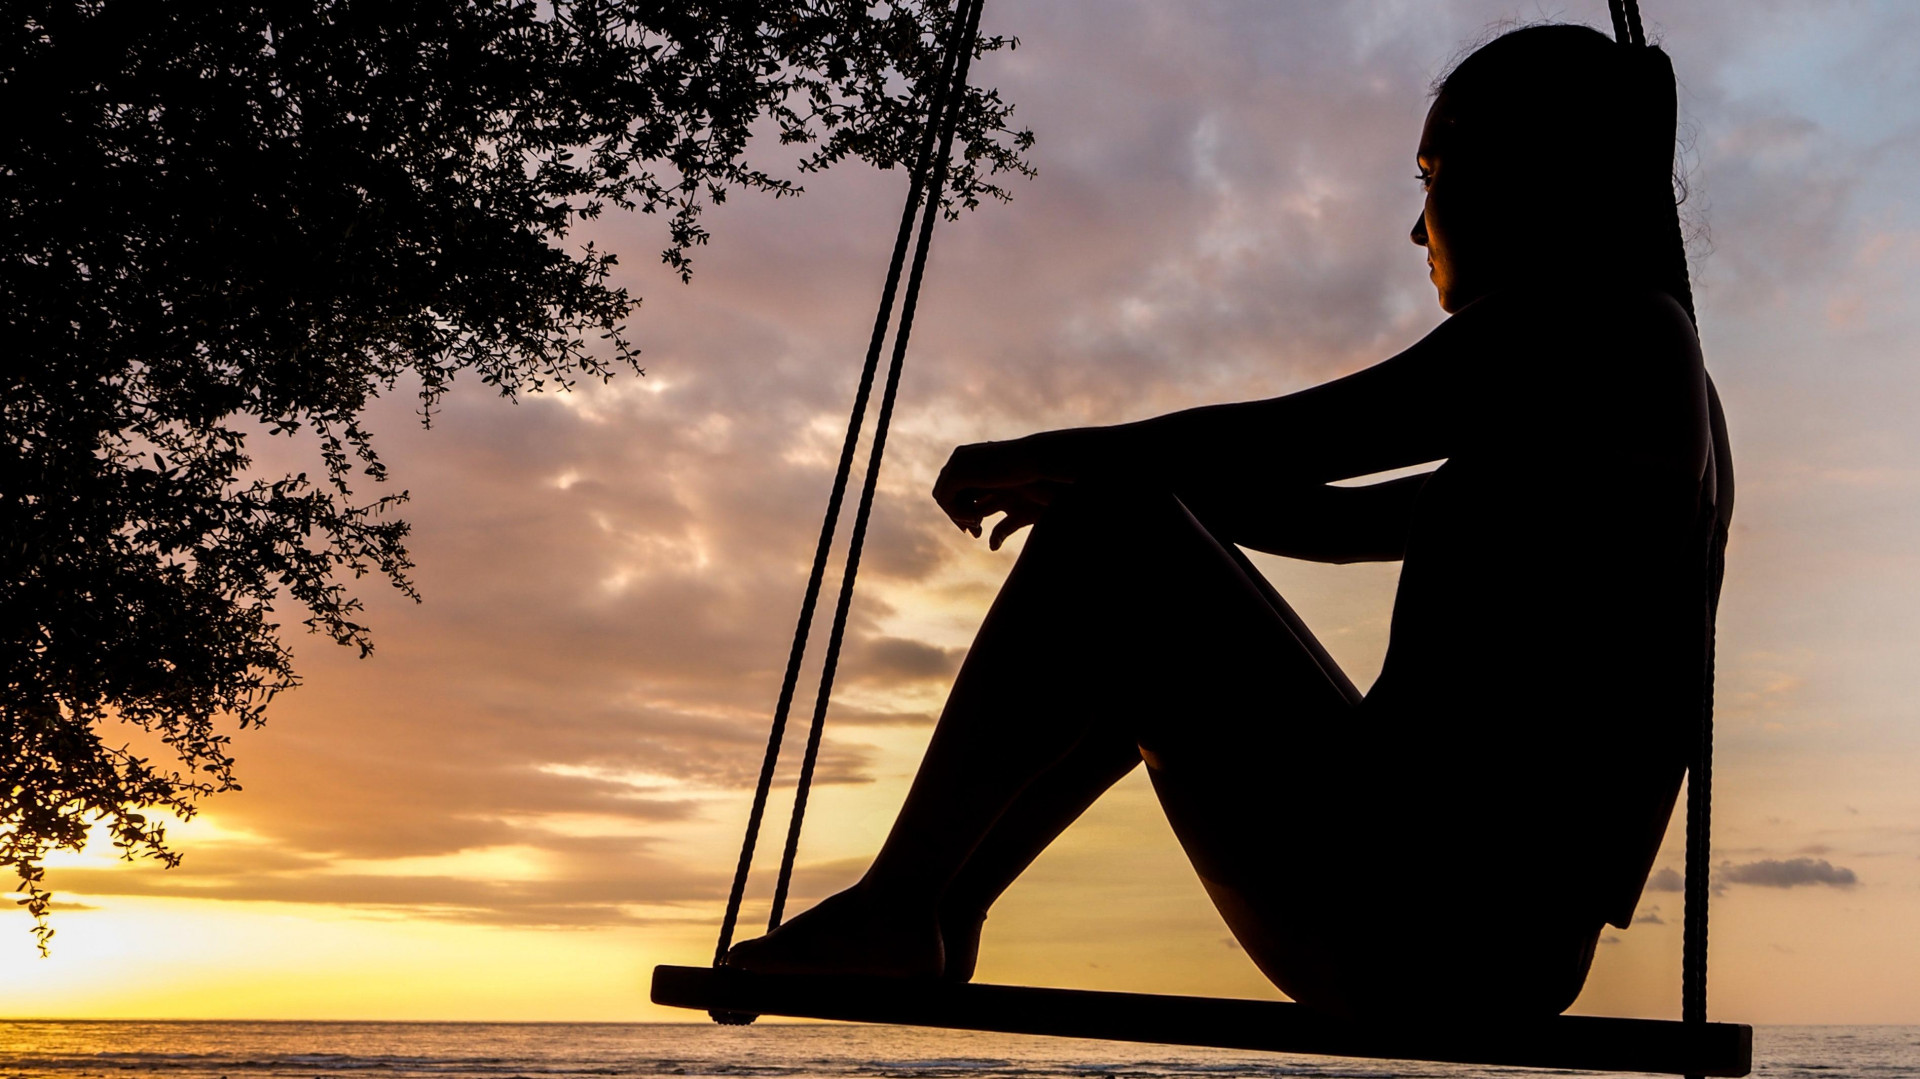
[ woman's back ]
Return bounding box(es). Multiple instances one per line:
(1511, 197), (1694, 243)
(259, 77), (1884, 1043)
(1366, 286), (1724, 932)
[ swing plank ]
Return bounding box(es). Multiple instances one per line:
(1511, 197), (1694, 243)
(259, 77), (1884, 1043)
(651, 965), (1751, 1077)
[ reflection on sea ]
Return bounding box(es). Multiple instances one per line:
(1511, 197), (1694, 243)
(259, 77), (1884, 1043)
(0, 1021), (1910, 1079)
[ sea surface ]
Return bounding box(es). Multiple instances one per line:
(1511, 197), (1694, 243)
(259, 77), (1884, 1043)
(0, 1022), (1911, 1079)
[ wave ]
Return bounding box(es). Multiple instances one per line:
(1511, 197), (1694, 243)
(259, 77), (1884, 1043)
(1, 1022), (1912, 1079)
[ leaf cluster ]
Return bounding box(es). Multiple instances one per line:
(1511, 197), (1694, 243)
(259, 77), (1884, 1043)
(0, 0), (1030, 949)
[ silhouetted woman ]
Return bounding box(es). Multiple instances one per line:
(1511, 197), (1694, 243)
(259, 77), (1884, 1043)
(727, 23), (1733, 1018)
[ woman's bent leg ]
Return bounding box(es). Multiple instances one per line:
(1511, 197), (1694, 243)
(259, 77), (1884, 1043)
(726, 483), (1366, 978)
(1127, 514), (1606, 1016)
(935, 729), (1144, 982)
(938, 493), (1371, 981)
(729, 486), (1605, 1015)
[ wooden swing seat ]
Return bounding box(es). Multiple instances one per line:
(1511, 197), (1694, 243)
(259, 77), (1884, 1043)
(651, 965), (1752, 1076)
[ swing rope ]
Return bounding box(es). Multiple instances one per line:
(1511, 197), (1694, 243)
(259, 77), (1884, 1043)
(710, 0), (986, 976)
(1608, 0), (1721, 1065)
(769, 0), (989, 933)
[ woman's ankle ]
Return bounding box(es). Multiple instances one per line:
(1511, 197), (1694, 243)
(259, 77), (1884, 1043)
(852, 870), (944, 914)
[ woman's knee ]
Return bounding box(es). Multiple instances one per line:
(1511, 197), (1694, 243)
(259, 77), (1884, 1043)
(1032, 479), (1186, 538)
(1001, 483), (1197, 597)
(1027, 483), (1235, 585)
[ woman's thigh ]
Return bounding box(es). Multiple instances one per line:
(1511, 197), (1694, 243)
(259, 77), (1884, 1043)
(1026, 485), (1386, 886)
(1033, 485), (1599, 1015)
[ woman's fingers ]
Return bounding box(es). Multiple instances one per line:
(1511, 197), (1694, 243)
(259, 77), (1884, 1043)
(967, 487), (1047, 520)
(976, 487), (1059, 550)
(932, 440), (1050, 523)
(938, 485), (989, 535)
(931, 443), (995, 512)
(988, 506), (1041, 551)
(934, 486), (1028, 540)
(931, 438), (1079, 544)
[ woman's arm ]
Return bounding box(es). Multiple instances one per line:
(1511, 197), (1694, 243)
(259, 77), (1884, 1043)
(934, 295), (1499, 545)
(935, 287), (1706, 548)
(1001, 332), (1462, 492)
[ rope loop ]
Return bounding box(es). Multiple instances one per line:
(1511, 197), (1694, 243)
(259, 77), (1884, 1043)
(1609, 0), (1647, 47)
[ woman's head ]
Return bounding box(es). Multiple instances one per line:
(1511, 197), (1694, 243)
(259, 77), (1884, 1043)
(1411, 24), (1688, 315)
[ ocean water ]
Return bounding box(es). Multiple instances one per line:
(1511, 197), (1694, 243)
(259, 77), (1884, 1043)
(0, 1021), (1911, 1079)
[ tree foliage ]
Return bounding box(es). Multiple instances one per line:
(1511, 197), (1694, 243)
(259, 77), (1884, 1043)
(1, 0), (1031, 949)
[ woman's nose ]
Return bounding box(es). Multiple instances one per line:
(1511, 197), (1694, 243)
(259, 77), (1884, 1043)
(1410, 211), (1429, 247)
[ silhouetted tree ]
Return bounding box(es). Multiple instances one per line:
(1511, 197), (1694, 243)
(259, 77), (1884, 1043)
(1, 0), (1032, 948)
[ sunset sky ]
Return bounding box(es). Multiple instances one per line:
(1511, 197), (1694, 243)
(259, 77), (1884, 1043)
(7, 0), (1918, 1025)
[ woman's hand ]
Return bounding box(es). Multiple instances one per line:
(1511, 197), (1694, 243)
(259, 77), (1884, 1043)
(932, 434), (1084, 550)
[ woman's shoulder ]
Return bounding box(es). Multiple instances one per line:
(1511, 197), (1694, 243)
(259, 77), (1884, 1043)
(1437, 284), (1709, 470)
(1457, 282), (1697, 345)
(1444, 283), (1703, 388)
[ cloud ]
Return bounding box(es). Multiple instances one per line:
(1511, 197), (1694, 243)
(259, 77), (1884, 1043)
(1719, 858), (1859, 889)
(1634, 906), (1666, 925)
(818, 703), (939, 727)
(848, 636), (966, 683)
(1643, 859), (1858, 896)
(49, 835), (725, 928)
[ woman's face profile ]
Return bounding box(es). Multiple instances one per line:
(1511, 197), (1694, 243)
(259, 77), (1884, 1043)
(1410, 92), (1494, 313)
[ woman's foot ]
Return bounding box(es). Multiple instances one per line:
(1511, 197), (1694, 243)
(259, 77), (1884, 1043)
(723, 884), (944, 978)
